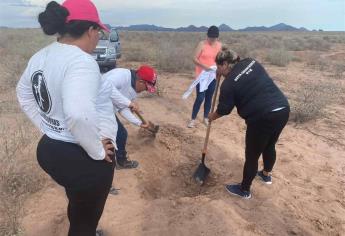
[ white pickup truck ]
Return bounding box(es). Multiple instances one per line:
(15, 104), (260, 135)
(92, 27), (121, 71)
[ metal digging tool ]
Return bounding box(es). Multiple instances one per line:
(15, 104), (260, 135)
(134, 110), (160, 136)
(193, 74), (221, 185)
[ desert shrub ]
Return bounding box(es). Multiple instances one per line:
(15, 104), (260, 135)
(249, 34), (282, 49)
(306, 37), (331, 51)
(156, 38), (194, 72)
(0, 29), (53, 92)
(222, 36), (240, 45)
(123, 41), (157, 62)
(333, 63), (345, 79)
(291, 55), (303, 62)
(0, 119), (45, 236)
(290, 82), (341, 123)
(283, 35), (331, 51)
(230, 33), (248, 39)
(323, 35), (345, 44)
(0, 158), (44, 236)
(120, 31), (158, 63)
(306, 52), (330, 71)
(266, 48), (292, 67)
(284, 37), (307, 51)
(0, 197), (23, 236)
(120, 31), (197, 72)
(273, 35), (283, 40)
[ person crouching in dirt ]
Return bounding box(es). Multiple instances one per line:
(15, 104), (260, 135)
(208, 47), (290, 199)
(103, 65), (157, 169)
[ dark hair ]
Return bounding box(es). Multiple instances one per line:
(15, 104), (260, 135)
(207, 25), (219, 38)
(215, 46), (240, 65)
(38, 1), (100, 38)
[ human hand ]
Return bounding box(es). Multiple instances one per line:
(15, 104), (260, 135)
(208, 112), (217, 122)
(141, 121), (157, 133)
(216, 70), (222, 80)
(208, 112), (222, 122)
(140, 122), (150, 129)
(204, 66), (213, 71)
(102, 139), (114, 163)
(129, 102), (139, 113)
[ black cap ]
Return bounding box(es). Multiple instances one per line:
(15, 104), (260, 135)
(207, 25), (219, 38)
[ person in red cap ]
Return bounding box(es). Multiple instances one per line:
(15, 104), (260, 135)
(15, 1), (124, 235)
(102, 65), (157, 169)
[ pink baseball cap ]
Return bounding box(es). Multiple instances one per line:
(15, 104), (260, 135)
(62, 0), (109, 32)
(137, 65), (157, 93)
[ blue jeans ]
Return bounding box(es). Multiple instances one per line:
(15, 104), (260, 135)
(115, 115), (128, 161)
(191, 79), (216, 120)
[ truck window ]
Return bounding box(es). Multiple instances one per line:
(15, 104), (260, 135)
(109, 31), (119, 42)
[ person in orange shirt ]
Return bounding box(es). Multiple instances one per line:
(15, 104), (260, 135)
(188, 26), (222, 128)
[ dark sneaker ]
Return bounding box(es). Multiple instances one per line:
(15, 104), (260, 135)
(257, 170), (272, 184)
(225, 184), (252, 199)
(96, 229), (104, 236)
(116, 159), (139, 169)
(109, 186), (119, 195)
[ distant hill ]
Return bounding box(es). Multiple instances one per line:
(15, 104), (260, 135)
(113, 23), (309, 32)
(228, 23), (308, 32)
(219, 24), (235, 31)
(116, 24), (174, 32)
(176, 25), (208, 32)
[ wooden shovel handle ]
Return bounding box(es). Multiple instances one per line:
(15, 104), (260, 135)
(133, 110), (147, 124)
(202, 74), (221, 154)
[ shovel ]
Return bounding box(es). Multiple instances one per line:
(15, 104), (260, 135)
(133, 110), (160, 135)
(193, 74), (221, 185)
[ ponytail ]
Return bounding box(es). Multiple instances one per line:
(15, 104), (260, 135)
(38, 1), (100, 38)
(215, 46), (240, 65)
(38, 1), (69, 36)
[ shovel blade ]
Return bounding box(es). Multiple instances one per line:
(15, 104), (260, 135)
(154, 125), (160, 133)
(193, 162), (210, 185)
(147, 124), (159, 136)
(151, 125), (160, 135)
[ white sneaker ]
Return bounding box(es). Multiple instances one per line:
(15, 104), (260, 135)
(187, 119), (195, 128)
(203, 118), (209, 126)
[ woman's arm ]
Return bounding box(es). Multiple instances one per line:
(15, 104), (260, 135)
(193, 41), (211, 71)
(62, 56), (105, 160)
(16, 65), (42, 131)
(118, 108), (142, 127)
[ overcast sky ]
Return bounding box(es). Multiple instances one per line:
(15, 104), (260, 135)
(0, 0), (344, 31)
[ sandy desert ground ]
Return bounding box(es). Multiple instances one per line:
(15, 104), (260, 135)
(0, 29), (344, 236)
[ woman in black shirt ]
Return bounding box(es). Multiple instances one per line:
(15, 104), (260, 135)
(209, 47), (290, 199)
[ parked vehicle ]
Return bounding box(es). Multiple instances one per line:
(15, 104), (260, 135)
(92, 27), (121, 71)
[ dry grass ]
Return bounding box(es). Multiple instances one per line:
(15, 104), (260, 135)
(266, 48), (292, 67)
(289, 81), (343, 123)
(333, 63), (345, 79)
(0, 29), (52, 235)
(0, 117), (45, 236)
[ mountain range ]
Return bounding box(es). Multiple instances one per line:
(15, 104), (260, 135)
(115, 23), (309, 32)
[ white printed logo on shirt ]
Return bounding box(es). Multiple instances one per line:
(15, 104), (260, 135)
(31, 70), (52, 114)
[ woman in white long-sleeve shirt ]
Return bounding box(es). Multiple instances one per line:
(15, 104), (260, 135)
(103, 66), (157, 169)
(15, 1), (127, 235)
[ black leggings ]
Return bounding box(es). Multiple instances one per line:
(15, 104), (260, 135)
(241, 108), (289, 191)
(37, 135), (115, 236)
